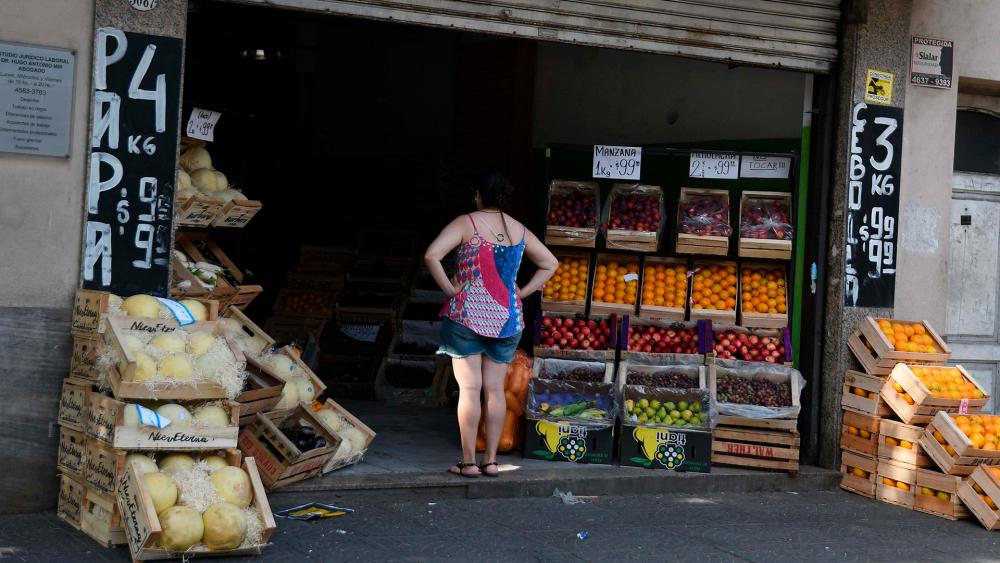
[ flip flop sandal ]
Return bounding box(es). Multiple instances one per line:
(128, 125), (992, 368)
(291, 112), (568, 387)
(479, 461), (500, 477)
(448, 462), (480, 478)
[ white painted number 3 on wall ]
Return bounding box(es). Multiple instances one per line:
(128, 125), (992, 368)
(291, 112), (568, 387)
(128, 0), (158, 11)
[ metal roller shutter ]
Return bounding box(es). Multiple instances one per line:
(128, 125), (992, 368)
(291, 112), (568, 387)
(226, 0), (841, 73)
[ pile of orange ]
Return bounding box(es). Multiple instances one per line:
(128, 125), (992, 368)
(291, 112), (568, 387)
(543, 256), (589, 302)
(593, 259), (639, 305)
(851, 386), (876, 400)
(884, 436), (914, 449)
(942, 414), (1000, 451)
(690, 263), (737, 311)
(890, 381), (916, 406)
(876, 319), (939, 353)
(881, 476), (911, 491)
(740, 266), (787, 315)
(845, 425), (872, 439)
(847, 466), (870, 479)
(912, 366), (984, 400)
(641, 262), (688, 309)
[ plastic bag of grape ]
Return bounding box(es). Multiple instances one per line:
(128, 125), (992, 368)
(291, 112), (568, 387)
(527, 378), (617, 423)
(622, 385), (716, 430)
(620, 363), (703, 390)
(711, 364), (805, 420)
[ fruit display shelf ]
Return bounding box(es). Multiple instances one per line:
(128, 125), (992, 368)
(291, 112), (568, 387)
(737, 263), (789, 329)
(840, 449), (878, 498)
(638, 256), (689, 321)
(603, 183), (664, 253)
(708, 361), (802, 431)
(920, 411), (1000, 476)
(737, 191), (793, 260)
(957, 465), (1000, 530)
(841, 370), (893, 417)
(676, 188), (731, 256)
(880, 363), (988, 425)
(534, 313), (618, 363)
(878, 419), (933, 468)
(841, 410), (880, 457)
(541, 252), (592, 314)
(589, 253), (641, 316)
(876, 458), (917, 509)
(688, 261), (738, 324)
(237, 404), (342, 491)
(848, 317), (951, 375)
(545, 180), (600, 248)
(914, 468), (970, 520)
(620, 317), (707, 362)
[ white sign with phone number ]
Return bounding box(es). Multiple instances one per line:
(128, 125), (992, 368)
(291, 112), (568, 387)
(185, 107), (222, 141)
(689, 152), (739, 179)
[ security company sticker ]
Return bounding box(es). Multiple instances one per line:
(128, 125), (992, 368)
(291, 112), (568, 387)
(864, 69), (894, 105)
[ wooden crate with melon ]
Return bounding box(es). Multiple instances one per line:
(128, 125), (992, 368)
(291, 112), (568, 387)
(237, 404), (342, 491)
(920, 411), (1000, 475)
(957, 465), (1000, 530)
(848, 317), (950, 376)
(881, 363), (988, 425)
(914, 469), (969, 520)
(312, 399), (377, 474)
(840, 450), (878, 498)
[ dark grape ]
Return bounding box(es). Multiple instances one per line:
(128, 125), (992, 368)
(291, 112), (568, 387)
(716, 374), (791, 407)
(628, 370), (698, 388)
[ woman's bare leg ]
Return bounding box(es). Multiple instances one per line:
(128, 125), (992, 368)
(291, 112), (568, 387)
(480, 356), (509, 475)
(450, 354), (483, 475)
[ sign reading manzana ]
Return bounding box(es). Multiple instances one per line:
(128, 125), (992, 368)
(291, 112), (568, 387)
(844, 103), (903, 308)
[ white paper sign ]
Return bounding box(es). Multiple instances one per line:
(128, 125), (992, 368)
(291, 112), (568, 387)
(740, 156), (792, 179)
(185, 107), (222, 141)
(689, 152), (739, 179)
(593, 145), (641, 180)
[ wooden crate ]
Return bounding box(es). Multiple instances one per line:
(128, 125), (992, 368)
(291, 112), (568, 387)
(541, 251), (592, 314)
(58, 425), (86, 477)
(273, 288), (337, 319)
(847, 330), (892, 376)
(857, 316), (952, 369)
(706, 325), (791, 365)
(617, 362), (705, 394)
(103, 317), (238, 401)
(335, 285), (405, 320)
(176, 195), (222, 227)
(238, 357), (286, 426)
(534, 312), (617, 362)
(316, 354), (380, 400)
(676, 187), (731, 256)
(287, 268), (348, 294)
(711, 426), (800, 473)
(637, 256), (688, 321)
(117, 457), (275, 559)
(840, 450), (878, 498)
(57, 472), (86, 530)
(349, 257), (415, 287)
(914, 468), (969, 520)
(237, 405), (342, 491)
(738, 263), (788, 329)
(69, 334), (102, 382)
(880, 364), (988, 424)
(86, 394), (240, 450)
(842, 370), (892, 416)
(71, 289), (112, 336)
(545, 180), (599, 248)
(840, 410), (879, 457)
(589, 253), (641, 316)
(59, 378), (92, 431)
(80, 485), (126, 548)
(605, 183), (663, 253)
(374, 357), (447, 407)
(709, 362), (801, 431)
(264, 315), (328, 345)
(176, 233), (263, 310)
(688, 261), (738, 324)
(532, 356), (616, 385)
(957, 465), (1000, 530)
(170, 253), (232, 307)
(222, 304), (275, 354)
(212, 198), (263, 228)
(619, 317), (703, 361)
(878, 419), (933, 467)
(876, 458), (917, 508)
(314, 398), (377, 474)
(920, 411), (1000, 475)
(737, 191), (793, 260)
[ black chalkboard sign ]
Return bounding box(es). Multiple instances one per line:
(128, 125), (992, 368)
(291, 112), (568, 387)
(844, 103), (904, 308)
(82, 29), (182, 297)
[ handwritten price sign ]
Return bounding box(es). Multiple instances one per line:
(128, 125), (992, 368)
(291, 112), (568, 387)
(689, 152), (739, 179)
(185, 107), (221, 141)
(593, 145), (641, 180)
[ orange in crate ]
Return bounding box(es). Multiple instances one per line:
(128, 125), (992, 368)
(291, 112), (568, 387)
(876, 319), (940, 353)
(691, 263), (738, 312)
(641, 262), (687, 309)
(542, 256), (589, 302)
(593, 260), (639, 306)
(740, 266), (787, 315)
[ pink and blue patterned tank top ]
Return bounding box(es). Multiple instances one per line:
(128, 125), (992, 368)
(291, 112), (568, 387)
(440, 214), (525, 338)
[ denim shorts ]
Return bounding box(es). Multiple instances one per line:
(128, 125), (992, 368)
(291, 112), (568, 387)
(437, 319), (521, 364)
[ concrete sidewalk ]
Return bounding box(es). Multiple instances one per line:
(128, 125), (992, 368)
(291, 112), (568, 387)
(278, 401), (838, 501)
(13, 490), (1000, 561)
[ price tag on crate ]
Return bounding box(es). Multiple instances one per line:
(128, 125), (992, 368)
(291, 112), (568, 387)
(185, 107), (222, 141)
(689, 152), (738, 179)
(593, 145), (641, 180)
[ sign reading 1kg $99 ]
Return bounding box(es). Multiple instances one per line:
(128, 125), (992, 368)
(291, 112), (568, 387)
(593, 145), (641, 180)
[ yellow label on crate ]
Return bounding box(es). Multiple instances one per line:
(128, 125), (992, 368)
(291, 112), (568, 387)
(633, 426), (687, 469)
(534, 420), (588, 462)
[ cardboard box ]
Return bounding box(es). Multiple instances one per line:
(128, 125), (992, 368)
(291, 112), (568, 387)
(522, 415), (615, 465)
(620, 424), (711, 472)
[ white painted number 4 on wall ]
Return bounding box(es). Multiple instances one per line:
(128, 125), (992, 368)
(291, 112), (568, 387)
(128, 0), (158, 11)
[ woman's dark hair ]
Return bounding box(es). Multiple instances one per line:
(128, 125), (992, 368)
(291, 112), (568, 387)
(475, 171), (515, 242)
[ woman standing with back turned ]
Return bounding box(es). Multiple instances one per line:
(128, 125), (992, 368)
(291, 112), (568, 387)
(424, 172), (558, 477)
